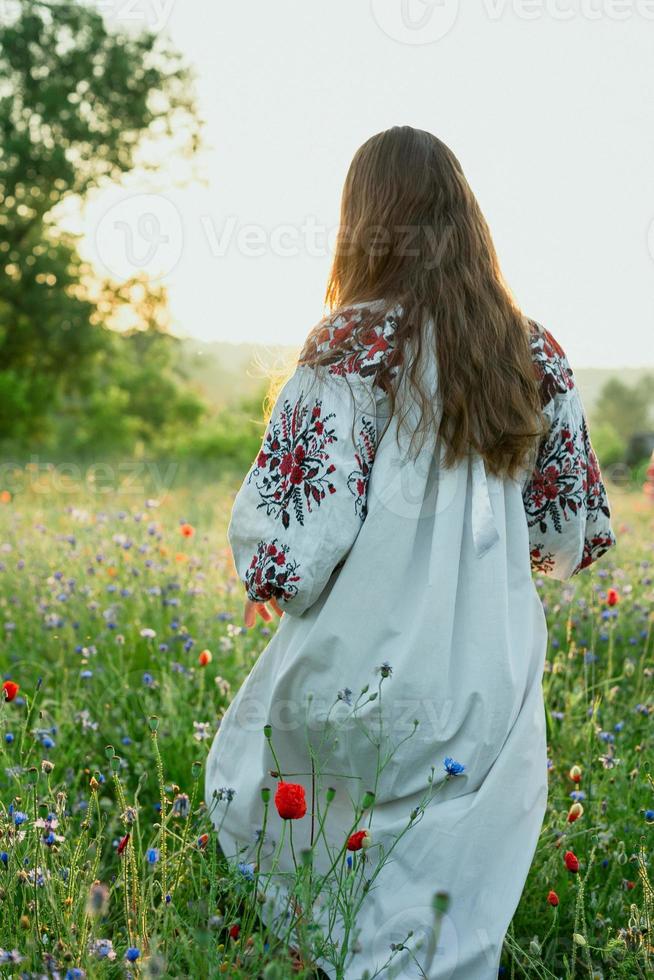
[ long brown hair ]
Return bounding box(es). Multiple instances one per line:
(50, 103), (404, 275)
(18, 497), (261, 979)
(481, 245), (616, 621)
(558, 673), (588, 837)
(299, 126), (544, 478)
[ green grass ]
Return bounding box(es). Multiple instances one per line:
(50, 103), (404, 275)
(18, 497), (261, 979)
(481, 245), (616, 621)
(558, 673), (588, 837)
(0, 469), (651, 978)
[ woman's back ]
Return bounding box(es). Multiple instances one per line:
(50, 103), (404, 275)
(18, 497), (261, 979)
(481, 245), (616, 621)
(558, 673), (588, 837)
(205, 301), (614, 979)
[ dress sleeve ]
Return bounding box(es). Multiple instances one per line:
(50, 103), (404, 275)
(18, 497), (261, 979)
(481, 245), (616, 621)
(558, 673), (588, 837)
(522, 323), (616, 580)
(227, 362), (378, 616)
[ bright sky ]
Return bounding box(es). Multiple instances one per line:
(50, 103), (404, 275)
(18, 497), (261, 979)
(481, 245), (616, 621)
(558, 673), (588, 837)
(78, 0), (654, 367)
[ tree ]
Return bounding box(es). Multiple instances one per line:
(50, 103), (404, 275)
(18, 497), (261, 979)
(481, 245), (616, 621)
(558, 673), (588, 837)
(54, 277), (205, 456)
(0, 0), (201, 442)
(593, 376), (654, 444)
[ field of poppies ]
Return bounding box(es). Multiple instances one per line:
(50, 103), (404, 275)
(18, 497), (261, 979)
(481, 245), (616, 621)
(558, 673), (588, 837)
(0, 465), (651, 979)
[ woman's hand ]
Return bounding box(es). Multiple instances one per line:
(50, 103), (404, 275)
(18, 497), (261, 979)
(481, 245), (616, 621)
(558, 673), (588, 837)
(243, 597), (284, 629)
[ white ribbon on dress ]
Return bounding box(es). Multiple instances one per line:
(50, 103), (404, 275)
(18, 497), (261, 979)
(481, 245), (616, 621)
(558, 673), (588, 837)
(470, 452), (501, 558)
(427, 449), (500, 586)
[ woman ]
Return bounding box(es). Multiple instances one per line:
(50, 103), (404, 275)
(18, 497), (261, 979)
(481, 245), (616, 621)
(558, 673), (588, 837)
(205, 127), (616, 979)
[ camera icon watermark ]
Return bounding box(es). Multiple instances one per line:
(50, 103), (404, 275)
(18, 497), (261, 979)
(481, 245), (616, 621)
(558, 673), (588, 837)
(94, 193), (184, 281)
(371, 0), (461, 44)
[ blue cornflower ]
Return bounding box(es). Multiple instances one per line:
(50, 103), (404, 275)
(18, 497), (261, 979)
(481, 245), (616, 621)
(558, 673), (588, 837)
(146, 848), (160, 865)
(0, 852), (8, 866)
(125, 947), (140, 962)
(338, 688), (353, 704)
(237, 862), (255, 881)
(142, 672), (154, 687)
(80, 670), (93, 679)
(645, 810), (654, 824)
(13, 811), (28, 826)
(43, 831), (56, 846)
(614, 721), (625, 732)
(41, 734), (55, 749)
(444, 757), (465, 777)
(570, 790), (586, 802)
(5, 733), (14, 744)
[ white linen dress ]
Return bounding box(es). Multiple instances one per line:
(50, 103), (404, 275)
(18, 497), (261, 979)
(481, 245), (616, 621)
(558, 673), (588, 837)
(205, 303), (616, 979)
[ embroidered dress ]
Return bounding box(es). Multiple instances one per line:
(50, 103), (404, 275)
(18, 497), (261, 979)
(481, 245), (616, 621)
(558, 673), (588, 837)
(205, 303), (615, 979)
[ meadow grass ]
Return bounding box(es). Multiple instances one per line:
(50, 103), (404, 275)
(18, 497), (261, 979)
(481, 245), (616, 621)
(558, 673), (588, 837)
(0, 467), (651, 978)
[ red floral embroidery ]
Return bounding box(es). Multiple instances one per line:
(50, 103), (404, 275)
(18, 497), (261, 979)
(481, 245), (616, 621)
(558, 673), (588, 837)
(574, 532), (616, 573)
(312, 307), (401, 381)
(528, 320), (575, 406)
(523, 323), (615, 575)
(347, 417), (377, 519)
(248, 397), (338, 529)
(245, 539), (301, 603)
(529, 544), (555, 574)
(523, 413), (589, 534)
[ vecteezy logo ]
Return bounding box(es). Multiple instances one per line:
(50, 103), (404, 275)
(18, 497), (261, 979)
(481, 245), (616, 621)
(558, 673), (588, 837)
(371, 0), (460, 44)
(94, 193), (184, 281)
(95, 0), (177, 34)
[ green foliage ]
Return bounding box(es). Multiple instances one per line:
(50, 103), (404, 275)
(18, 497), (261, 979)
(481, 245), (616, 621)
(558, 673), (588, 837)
(0, 0), (202, 449)
(0, 479), (650, 977)
(594, 376), (654, 445)
(591, 423), (628, 469)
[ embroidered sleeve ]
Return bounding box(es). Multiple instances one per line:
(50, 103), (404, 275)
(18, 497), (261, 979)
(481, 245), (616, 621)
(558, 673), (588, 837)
(522, 322), (616, 580)
(227, 362), (378, 615)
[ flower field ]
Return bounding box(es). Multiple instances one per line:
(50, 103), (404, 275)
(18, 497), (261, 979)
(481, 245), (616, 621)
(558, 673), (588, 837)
(0, 470), (652, 979)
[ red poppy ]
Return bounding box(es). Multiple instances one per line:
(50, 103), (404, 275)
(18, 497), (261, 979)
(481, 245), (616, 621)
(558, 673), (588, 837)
(117, 833), (130, 855)
(346, 829), (371, 852)
(2, 681), (19, 702)
(180, 523), (195, 538)
(229, 924), (240, 940)
(564, 850), (579, 873)
(274, 782), (307, 820)
(547, 890), (559, 907)
(606, 588), (619, 606)
(198, 650), (212, 667)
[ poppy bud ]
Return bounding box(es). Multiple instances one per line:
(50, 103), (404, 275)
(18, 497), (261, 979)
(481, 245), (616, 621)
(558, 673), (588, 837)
(568, 802), (584, 823)
(347, 829), (371, 851)
(564, 850), (579, 873)
(547, 890), (559, 906)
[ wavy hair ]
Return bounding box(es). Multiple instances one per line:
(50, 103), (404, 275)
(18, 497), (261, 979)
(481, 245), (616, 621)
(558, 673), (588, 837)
(299, 126), (545, 478)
